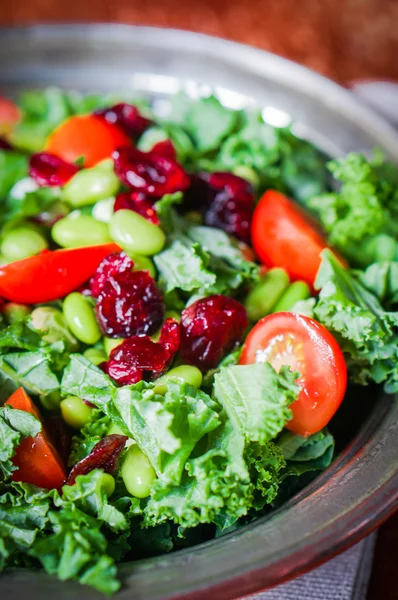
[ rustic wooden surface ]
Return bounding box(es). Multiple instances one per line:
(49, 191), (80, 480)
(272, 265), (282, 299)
(0, 2), (397, 599)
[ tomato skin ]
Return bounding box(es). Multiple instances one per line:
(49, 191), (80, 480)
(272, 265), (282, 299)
(6, 388), (66, 490)
(0, 97), (20, 135)
(0, 243), (120, 304)
(252, 190), (332, 288)
(46, 114), (131, 167)
(240, 312), (347, 436)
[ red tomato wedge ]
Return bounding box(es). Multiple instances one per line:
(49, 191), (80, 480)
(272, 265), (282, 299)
(0, 243), (120, 304)
(251, 190), (341, 288)
(240, 312), (347, 436)
(46, 114), (131, 167)
(0, 97), (21, 135)
(6, 388), (66, 489)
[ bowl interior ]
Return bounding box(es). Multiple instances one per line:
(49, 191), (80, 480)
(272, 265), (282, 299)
(0, 25), (397, 600)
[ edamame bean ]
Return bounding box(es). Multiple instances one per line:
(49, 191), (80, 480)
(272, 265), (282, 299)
(1, 227), (48, 261)
(103, 337), (123, 356)
(62, 161), (119, 207)
(60, 395), (93, 429)
(121, 445), (156, 498)
(155, 365), (203, 395)
(92, 197), (115, 223)
(245, 268), (290, 321)
(63, 293), (102, 345)
(4, 303), (30, 324)
(130, 254), (156, 278)
(137, 127), (168, 152)
(31, 306), (79, 348)
(232, 165), (260, 188)
(39, 390), (61, 412)
(83, 347), (108, 365)
(273, 281), (311, 313)
(52, 214), (111, 248)
(109, 209), (166, 256)
(100, 473), (116, 498)
(107, 423), (135, 447)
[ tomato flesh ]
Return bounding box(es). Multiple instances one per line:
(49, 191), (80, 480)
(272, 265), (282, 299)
(240, 312), (347, 436)
(251, 190), (331, 288)
(46, 114), (131, 167)
(6, 388), (66, 489)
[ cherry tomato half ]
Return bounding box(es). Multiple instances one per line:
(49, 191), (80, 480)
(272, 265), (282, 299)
(0, 97), (20, 135)
(240, 312), (347, 436)
(251, 190), (336, 288)
(6, 388), (66, 489)
(46, 114), (131, 167)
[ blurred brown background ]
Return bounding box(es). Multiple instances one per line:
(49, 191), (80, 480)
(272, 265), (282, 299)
(1, 0), (398, 83)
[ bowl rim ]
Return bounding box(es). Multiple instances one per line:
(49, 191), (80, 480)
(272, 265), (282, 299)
(0, 24), (397, 600)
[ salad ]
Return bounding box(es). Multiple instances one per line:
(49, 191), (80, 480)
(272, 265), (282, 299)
(0, 89), (397, 594)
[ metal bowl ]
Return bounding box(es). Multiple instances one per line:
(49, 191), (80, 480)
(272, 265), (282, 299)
(0, 24), (397, 600)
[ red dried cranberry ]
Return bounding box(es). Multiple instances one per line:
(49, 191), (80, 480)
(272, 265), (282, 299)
(67, 434), (128, 484)
(103, 318), (180, 386)
(151, 139), (177, 161)
(90, 252), (133, 297)
(29, 152), (79, 187)
(180, 295), (248, 371)
(159, 317), (180, 354)
(183, 172), (254, 243)
(95, 103), (152, 139)
(114, 191), (160, 225)
(0, 136), (12, 151)
(113, 147), (190, 198)
(96, 269), (165, 338)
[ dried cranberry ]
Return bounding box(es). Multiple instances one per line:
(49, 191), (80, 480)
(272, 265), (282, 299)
(151, 139), (177, 161)
(183, 172), (254, 243)
(29, 152), (79, 187)
(113, 147), (190, 198)
(90, 252), (133, 298)
(114, 191), (160, 225)
(0, 136), (12, 151)
(96, 269), (165, 338)
(95, 103), (152, 139)
(67, 434), (128, 484)
(104, 318), (180, 386)
(180, 295), (248, 371)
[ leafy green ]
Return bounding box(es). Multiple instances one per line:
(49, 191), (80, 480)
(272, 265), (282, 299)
(308, 152), (398, 266)
(357, 261), (398, 307)
(154, 240), (216, 294)
(1, 186), (59, 232)
(278, 429), (335, 477)
(0, 150), (28, 200)
(186, 96), (238, 153)
(213, 364), (299, 444)
(0, 406), (41, 479)
(69, 409), (111, 466)
(314, 250), (398, 392)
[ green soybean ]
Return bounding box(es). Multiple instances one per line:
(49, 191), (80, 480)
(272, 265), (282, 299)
(107, 423), (135, 447)
(130, 254), (156, 278)
(60, 395), (93, 429)
(273, 281), (311, 313)
(52, 214), (111, 248)
(155, 365), (203, 395)
(100, 473), (116, 498)
(30, 306), (79, 348)
(121, 445), (156, 498)
(245, 268), (290, 321)
(83, 347), (108, 365)
(62, 161), (119, 207)
(1, 227), (48, 261)
(109, 209), (166, 256)
(4, 303), (30, 324)
(39, 390), (61, 412)
(63, 293), (101, 345)
(137, 127), (169, 152)
(232, 165), (260, 188)
(104, 337), (123, 356)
